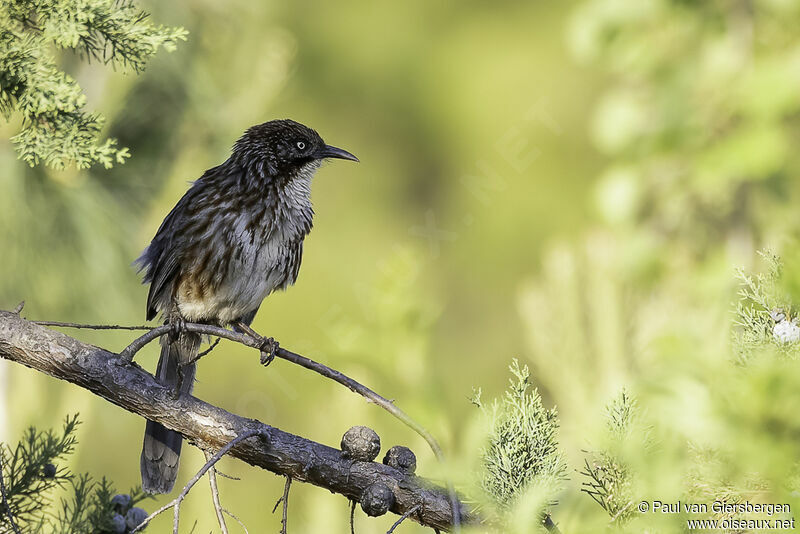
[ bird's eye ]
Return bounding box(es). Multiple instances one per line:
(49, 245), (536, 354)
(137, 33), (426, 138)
(296, 141), (307, 151)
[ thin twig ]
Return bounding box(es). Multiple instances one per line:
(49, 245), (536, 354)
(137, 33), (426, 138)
(131, 429), (264, 534)
(193, 337), (221, 363)
(11, 301), (24, 314)
(34, 320), (152, 331)
(386, 505), (420, 533)
(350, 500), (356, 534)
(205, 450), (229, 534)
(0, 452), (21, 534)
(223, 508), (249, 534)
(215, 469), (241, 481)
(270, 476), (291, 534)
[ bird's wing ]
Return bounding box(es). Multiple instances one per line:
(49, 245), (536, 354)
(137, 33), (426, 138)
(140, 194), (192, 321)
(139, 165), (228, 320)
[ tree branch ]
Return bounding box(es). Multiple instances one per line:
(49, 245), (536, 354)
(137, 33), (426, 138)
(204, 450), (229, 534)
(118, 318), (462, 529)
(0, 311), (472, 531)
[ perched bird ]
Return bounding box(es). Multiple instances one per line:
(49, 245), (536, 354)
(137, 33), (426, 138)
(136, 119), (358, 494)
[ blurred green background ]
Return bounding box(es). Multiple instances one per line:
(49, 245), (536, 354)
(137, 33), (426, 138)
(4, 0), (800, 532)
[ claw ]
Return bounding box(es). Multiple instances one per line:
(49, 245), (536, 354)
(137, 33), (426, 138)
(260, 337), (279, 366)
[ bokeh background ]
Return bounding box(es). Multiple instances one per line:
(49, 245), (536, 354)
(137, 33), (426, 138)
(4, 0), (800, 532)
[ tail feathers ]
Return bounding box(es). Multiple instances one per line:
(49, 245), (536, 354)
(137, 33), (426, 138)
(141, 419), (183, 494)
(141, 333), (198, 494)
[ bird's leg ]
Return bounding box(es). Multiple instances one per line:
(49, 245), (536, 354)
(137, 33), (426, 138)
(167, 314), (188, 399)
(234, 321), (280, 367)
(168, 315), (186, 343)
(174, 365), (186, 400)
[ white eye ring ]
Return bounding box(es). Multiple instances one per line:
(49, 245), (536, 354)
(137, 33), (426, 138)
(296, 141), (306, 150)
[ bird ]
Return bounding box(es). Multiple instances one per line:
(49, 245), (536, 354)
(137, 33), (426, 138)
(135, 119), (358, 494)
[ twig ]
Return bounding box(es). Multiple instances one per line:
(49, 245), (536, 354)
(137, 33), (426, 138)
(387, 505), (420, 533)
(0, 452), (21, 534)
(193, 337), (221, 362)
(34, 320), (152, 331)
(350, 500), (356, 534)
(223, 508), (249, 534)
(11, 301), (24, 314)
(131, 429), (264, 534)
(215, 469), (240, 481)
(205, 450), (229, 534)
(271, 476), (291, 534)
(118, 321), (463, 530)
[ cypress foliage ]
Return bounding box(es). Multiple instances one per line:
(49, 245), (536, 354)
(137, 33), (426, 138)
(0, 0), (186, 169)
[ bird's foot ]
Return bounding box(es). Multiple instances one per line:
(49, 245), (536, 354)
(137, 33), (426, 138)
(259, 337), (279, 367)
(168, 316), (186, 342)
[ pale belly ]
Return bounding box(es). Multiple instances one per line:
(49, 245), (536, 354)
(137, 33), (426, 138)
(176, 237), (298, 325)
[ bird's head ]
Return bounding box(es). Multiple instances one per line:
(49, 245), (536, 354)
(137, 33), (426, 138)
(232, 119), (358, 180)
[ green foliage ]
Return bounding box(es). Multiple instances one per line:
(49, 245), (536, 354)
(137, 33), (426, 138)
(733, 250), (800, 361)
(581, 390), (638, 523)
(472, 360), (566, 517)
(0, 415), (77, 529)
(0, 0), (186, 169)
(0, 415), (150, 534)
(570, 0), (800, 251)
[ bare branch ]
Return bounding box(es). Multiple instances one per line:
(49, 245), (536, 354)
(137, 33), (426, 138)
(131, 429), (263, 533)
(117, 320), (462, 530)
(196, 337), (221, 360)
(0, 312), (471, 531)
(387, 505), (420, 533)
(271, 476), (291, 534)
(223, 508), (249, 534)
(33, 320), (151, 331)
(205, 450), (229, 534)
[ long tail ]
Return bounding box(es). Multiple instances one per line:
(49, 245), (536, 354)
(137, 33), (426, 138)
(140, 331), (199, 494)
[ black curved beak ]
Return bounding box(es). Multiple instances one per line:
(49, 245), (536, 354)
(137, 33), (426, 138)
(320, 145), (359, 162)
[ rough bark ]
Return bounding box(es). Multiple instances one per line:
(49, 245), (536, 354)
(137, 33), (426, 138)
(0, 311), (472, 531)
